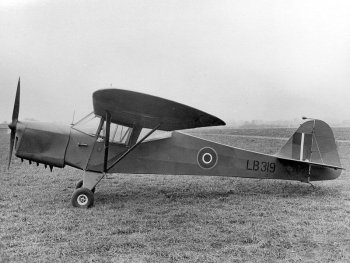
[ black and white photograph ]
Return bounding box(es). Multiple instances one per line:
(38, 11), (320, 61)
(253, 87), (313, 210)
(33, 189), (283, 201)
(1, 0), (349, 262)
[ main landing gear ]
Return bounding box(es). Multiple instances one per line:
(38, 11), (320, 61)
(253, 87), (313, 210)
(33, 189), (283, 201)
(71, 171), (104, 208)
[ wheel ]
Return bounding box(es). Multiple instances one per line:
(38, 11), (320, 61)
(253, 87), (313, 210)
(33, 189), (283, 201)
(71, 188), (94, 208)
(75, 179), (95, 193)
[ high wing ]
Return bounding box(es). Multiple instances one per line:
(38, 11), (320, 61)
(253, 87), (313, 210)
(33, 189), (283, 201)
(93, 89), (225, 130)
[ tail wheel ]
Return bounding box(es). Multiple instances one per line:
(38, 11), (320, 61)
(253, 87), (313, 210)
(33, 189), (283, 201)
(71, 188), (94, 208)
(75, 179), (95, 193)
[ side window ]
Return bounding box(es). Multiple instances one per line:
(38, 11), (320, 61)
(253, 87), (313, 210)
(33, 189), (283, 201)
(137, 128), (171, 142)
(98, 122), (132, 145)
(110, 123), (132, 144)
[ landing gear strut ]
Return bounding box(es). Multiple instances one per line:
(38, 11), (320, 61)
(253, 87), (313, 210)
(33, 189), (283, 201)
(75, 179), (95, 193)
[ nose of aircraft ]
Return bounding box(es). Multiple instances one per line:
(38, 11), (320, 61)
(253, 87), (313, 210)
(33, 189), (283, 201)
(11, 121), (25, 149)
(13, 121), (71, 168)
(7, 78), (71, 169)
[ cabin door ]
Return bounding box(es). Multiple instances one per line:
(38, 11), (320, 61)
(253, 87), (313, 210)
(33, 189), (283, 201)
(85, 121), (133, 172)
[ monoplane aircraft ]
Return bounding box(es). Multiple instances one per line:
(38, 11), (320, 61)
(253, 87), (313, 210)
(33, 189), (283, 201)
(7, 79), (343, 207)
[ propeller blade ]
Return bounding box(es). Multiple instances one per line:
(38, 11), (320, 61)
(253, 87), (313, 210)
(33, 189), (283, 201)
(12, 78), (20, 122)
(8, 77), (21, 169)
(8, 130), (15, 169)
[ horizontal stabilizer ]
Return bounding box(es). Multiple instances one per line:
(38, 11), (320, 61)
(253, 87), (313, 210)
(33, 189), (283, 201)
(276, 156), (344, 170)
(276, 119), (342, 169)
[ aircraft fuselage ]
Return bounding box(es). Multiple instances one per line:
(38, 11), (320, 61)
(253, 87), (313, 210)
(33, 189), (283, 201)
(13, 121), (341, 182)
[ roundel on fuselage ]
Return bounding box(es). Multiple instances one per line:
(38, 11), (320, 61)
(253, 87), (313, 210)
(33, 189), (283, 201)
(197, 147), (218, 169)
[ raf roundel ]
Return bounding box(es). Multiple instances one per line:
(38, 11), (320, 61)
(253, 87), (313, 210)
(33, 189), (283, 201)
(197, 147), (218, 169)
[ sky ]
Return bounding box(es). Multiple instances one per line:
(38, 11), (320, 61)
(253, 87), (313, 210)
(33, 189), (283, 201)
(1, 0), (350, 125)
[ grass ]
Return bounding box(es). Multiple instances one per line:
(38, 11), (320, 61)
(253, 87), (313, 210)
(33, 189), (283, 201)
(0, 128), (350, 262)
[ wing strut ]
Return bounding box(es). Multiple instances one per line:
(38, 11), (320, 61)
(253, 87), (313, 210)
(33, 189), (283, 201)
(106, 123), (161, 172)
(103, 111), (111, 173)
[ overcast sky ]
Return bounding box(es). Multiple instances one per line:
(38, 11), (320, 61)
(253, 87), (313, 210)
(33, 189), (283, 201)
(1, 0), (349, 125)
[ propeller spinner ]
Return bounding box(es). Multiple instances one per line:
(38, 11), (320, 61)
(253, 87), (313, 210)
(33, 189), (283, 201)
(8, 78), (20, 169)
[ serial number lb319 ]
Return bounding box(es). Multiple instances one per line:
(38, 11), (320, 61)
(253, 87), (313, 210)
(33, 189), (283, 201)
(246, 160), (276, 173)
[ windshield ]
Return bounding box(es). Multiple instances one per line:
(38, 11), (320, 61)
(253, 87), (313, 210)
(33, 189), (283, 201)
(73, 112), (133, 145)
(72, 112), (101, 137)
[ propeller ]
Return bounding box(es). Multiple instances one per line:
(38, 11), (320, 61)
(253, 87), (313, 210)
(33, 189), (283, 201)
(8, 77), (20, 169)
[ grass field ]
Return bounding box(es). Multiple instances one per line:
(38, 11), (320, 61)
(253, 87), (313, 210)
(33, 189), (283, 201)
(0, 127), (349, 262)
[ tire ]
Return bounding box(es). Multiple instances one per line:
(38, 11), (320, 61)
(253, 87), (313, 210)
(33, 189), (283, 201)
(75, 179), (95, 193)
(71, 188), (94, 208)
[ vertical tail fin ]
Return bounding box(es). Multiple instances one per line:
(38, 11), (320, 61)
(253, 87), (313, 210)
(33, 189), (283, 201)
(276, 119), (341, 168)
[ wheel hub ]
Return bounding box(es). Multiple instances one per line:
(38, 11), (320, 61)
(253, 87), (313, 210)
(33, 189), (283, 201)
(77, 194), (88, 206)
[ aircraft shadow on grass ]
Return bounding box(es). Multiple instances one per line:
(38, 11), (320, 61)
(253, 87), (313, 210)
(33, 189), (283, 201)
(87, 178), (341, 206)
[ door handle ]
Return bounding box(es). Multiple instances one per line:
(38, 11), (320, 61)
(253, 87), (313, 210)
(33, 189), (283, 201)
(78, 143), (88, 147)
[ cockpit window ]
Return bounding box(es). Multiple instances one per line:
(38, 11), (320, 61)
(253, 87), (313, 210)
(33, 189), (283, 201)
(72, 112), (101, 137)
(99, 122), (132, 145)
(73, 112), (133, 145)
